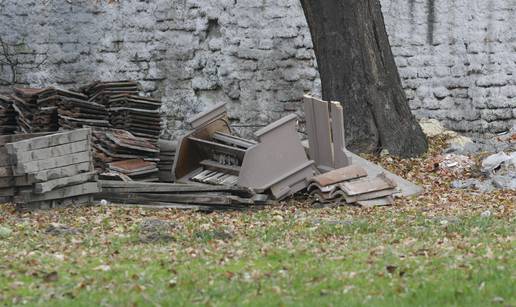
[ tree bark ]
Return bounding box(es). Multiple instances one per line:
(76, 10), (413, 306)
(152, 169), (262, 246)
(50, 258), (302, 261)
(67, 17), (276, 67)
(300, 0), (428, 157)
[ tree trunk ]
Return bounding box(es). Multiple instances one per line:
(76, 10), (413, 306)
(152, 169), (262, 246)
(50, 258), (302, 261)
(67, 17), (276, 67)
(300, 0), (428, 157)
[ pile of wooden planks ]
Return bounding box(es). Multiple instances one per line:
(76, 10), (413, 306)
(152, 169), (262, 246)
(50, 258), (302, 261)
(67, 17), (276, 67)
(158, 139), (177, 182)
(92, 128), (160, 181)
(308, 165), (399, 207)
(0, 95), (17, 134)
(96, 181), (271, 211)
(12, 88), (58, 133)
(2, 129), (100, 210)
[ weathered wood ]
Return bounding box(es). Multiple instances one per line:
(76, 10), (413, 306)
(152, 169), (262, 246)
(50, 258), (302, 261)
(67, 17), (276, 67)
(97, 192), (254, 205)
(11, 140), (90, 164)
(0, 166), (12, 178)
(16, 195), (93, 211)
(0, 187), (15, 197)
(14, 182), (100, 203)
(330, 101), (351, 168)
(6, 128), (90, 155)
(19, 162), (92, 184)
(33, 172), (97, 194)
(98, 180), (255, 197)
(12, 151), (91, 176)
(299, 0), (428, 156)
(0, 177), (14, 188)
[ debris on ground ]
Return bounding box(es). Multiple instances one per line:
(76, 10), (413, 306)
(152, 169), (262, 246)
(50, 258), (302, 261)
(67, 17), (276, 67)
(0, 86), (424, 211)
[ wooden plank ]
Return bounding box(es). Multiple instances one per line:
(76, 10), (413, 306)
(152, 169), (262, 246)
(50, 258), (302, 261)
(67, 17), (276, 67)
(0, 187), (15, 197)
(97, 192), (253, 205)
(355, 196), (394, 208)
(312, 97), (334, 171)
(12, 140), (90, 164)
(309, 165), (367, 187)
(0, 177), (14, 188)
(14, 182), (100, 203)
(16, 195), (93, 211)
(13, 162), (92, 184)
(99, 180), (255, 197)
(303, 95), (319, 164)
(0, 166), (12, 178)
(12, 151), (91, 176)
(33, 172), (97, 194)
(5, 128), (90, 155)
(330, 101), (350, 168)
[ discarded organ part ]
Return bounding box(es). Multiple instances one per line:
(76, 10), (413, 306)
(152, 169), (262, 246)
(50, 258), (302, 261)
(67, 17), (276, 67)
(238, 114), (315, 200)
(80, 80), (141, 105)
(1, 129), (99, 210)
(304, 95), (350, 172)
(173, 102), (247, 186)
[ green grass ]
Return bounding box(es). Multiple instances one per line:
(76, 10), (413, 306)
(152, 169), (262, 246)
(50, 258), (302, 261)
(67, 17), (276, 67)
(0, 203), (514, 306)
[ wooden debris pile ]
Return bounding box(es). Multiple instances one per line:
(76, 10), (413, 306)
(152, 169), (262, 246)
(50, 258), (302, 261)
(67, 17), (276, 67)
(92, 128), (160, 181)
(0, 95), (17, 134)
(1, 129), (100, 210)
(157, 139), (177, 182)
(80, 80), (140, 105)
(96, 181), (270, 211)
(308, 165), (399, 207)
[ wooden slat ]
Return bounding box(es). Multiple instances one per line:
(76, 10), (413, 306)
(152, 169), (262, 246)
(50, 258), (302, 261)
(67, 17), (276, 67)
(303, 95), (319, 163)
(33, 172), (97, 194)
(14, 182), (100, 203)
(22, 162), (92, 184)
(330, 101), (350, 168)
(340, 174), (397, 196)
(5, 128), (90, 155)
(12, 151), (91, 176)
(12, 140), (90, 164)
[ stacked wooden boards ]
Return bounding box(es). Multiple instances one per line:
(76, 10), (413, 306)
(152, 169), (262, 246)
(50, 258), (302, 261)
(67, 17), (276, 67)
(0, 94), (17, 134)
(80, 80), (140, 105)
(2, 129), (100, 210)
(97, 181), (270, 211)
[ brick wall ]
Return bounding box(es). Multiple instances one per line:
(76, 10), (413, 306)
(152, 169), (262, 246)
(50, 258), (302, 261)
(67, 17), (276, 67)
(0, 0), (514, 137)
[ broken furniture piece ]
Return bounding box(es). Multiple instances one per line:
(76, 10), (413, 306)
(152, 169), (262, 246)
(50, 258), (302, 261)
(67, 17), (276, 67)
(2, 129), (100, 210)
(238, 114), (315, 200)
(173, 104), (314, 200)
(304, 95), (350, 173)
(172, 102), (254, 187)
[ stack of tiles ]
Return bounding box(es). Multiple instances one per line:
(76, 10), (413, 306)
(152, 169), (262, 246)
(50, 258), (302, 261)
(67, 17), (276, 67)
(3, 128), (100, 210)
(92, 128), (160, 181)
(157, 139), (177, 182)
(35, 87), (112, 129)
(108, 94), (162, 143)
(80, 80), (140, 106)
(0, 95), (17, 134)
(308, 165), (399, 207)
(12, 87), (58, 133)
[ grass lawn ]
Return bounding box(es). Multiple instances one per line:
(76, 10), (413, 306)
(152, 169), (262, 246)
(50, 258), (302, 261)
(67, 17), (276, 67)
(0, 137), (514, 306)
